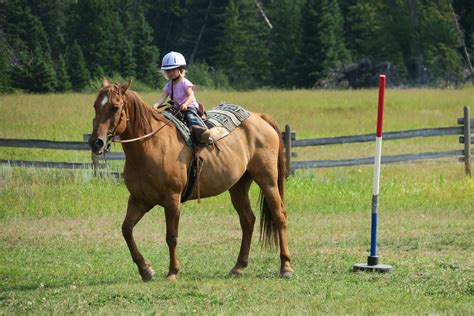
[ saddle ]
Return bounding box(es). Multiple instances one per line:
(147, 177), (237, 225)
(163, 103), (251, 148)
(163, 104), (251, 203)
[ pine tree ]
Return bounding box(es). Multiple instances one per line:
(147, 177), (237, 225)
(130, 10), (161, 87)
(215, 0), (249, 86)
(66, 41), (91, 91)
(27, 0), (69, 59)
(109, 12), (136, 78)
(268, 0), (303, 87)
(68, 0), (111, 76)
(4, 3), (58, 92)
(419, 0), (463, 85)
(56, 55), (72, 92)
(453, 0), (473, 62)
(9, 51), (33, 91)
(0, 45), (13, 93)
(143, 0), (188, 54)
(215, 0), (270, 88)
(30, 48), (57, 93)
(344, 1), (397, 60)
(299, 0), (351, 86)
(240, 0), (271, 86)
(179, 0), (227, 64)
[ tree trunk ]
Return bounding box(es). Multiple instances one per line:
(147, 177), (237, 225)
(450, 2), (473, 76)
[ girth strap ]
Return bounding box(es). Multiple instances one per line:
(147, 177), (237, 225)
(180, 148), (203, 203)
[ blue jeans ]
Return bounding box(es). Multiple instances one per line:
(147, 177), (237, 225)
(185, 110), (206, 128)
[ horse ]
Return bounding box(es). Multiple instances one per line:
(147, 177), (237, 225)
(88, 79), (293, 281)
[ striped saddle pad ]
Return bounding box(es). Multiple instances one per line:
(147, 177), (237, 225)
(163, 103), (251, 147)
(205, 103), (251, 131)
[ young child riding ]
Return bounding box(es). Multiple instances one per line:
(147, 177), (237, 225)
(153, 51), (210, 146)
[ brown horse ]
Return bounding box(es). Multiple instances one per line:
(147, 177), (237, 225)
(88, 80), (293, 281)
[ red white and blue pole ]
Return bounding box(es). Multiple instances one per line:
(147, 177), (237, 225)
(353, 75), (392, 273)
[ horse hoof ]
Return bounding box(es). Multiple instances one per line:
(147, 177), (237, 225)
(166, 274), (177, 282)
(228, 269), (244, 277)
(140, 267), (155, 282)
(280, 269), (294, 278)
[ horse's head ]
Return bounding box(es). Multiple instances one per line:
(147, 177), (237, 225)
(88, 79), (132, 154)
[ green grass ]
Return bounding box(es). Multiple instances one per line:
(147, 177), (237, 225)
(0, 87), (473, 313)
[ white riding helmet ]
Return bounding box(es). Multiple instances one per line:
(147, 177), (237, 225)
(161, 51), (187, 70)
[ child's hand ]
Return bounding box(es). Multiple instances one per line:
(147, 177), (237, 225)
(153, 103), (160, 110)
(180, 104), (188, 111)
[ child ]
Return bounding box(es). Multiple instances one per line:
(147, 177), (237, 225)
(153, 51), (210, 146)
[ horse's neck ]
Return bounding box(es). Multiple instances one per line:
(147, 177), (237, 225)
(120, 98), (181, 158)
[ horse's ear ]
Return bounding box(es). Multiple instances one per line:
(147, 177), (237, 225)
(101, 79), (109, 88)
(121, 78), (132, 95)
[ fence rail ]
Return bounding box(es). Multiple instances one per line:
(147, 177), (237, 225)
(0, 107), (472, 177)
(0, 159), (105, 169)
(0, 138), (89, 150)
(283, 106), (472, 176)
(292, 126), (463, 147)
(291, 150), (469, 169)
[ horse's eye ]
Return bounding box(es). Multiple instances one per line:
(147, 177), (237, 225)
(110, 106), (119, 113)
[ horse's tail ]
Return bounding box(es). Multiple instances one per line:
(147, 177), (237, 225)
(258, 113), (286, 248)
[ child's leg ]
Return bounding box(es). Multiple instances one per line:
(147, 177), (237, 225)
(185, 110), (210, 145)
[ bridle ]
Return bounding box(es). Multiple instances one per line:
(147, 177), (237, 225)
(104, 86), (174, 145)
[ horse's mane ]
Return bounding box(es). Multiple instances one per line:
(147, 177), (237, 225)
(124, 90), (167, 136)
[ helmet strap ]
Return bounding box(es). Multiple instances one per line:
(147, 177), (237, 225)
(172, 71), (183, 82)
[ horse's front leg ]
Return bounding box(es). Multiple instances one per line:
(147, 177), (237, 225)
(164, 196), (181, 281)
(122, 196), (154, 281)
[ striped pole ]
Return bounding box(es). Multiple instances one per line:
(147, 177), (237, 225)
(353, 75), (392, 273)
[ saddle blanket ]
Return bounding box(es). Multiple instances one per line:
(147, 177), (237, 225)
(164, 103), (251, 147)
(206, 103), (251, 131)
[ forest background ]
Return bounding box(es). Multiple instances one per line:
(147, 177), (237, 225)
(0, 0), (473, 93)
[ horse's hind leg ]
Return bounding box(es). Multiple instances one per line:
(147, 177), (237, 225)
(122, 196), (154, 281)
(260, 184), (293, 277)
(229, 173), (255, 276)
(249, 167), (293, 278)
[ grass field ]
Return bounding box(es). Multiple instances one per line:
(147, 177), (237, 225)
(0, 86), (473, 314)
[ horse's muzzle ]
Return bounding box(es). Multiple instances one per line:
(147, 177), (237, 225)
(88, 136), (108, 155)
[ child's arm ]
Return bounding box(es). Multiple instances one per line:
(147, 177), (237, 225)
(179, 86), (195, 111)
(153, 91), (169, 109)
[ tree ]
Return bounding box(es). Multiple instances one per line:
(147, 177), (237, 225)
(30, 48), (57, 93)
(143, 0), (188, 54)
(453, 0), (474, 68)
(56, 55), (72, 92)
(4, 3), (57, 92)
(65, 41), (91, 91)
(0, 45), (12, 93)
(68, 0), (113, 77)
(129, 9), (161, 87)
(109, 12), (136, 78)
(215, 0), (271, 88)
(27, 0), (69, 59)
(268, 0), (304, 87)
(177, 0), (227, 64)
(419, 0), (463, 85)
(299, 0), (351, 86)
(9, 51), (33, 91)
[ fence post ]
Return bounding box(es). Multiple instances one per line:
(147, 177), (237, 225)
(463, 106), (471, 177)
(284, 124), (292, 177)
(90, 119), (99, 175)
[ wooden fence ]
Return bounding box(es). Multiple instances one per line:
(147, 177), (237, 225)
(0, 106), (472, 177)
(282, 106), (472, 176)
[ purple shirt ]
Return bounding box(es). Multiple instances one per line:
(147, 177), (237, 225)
(164, 78), (199, 111)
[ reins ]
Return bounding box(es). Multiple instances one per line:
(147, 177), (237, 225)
(112, 117), (173, 143)
(107, 89), (176, 144)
